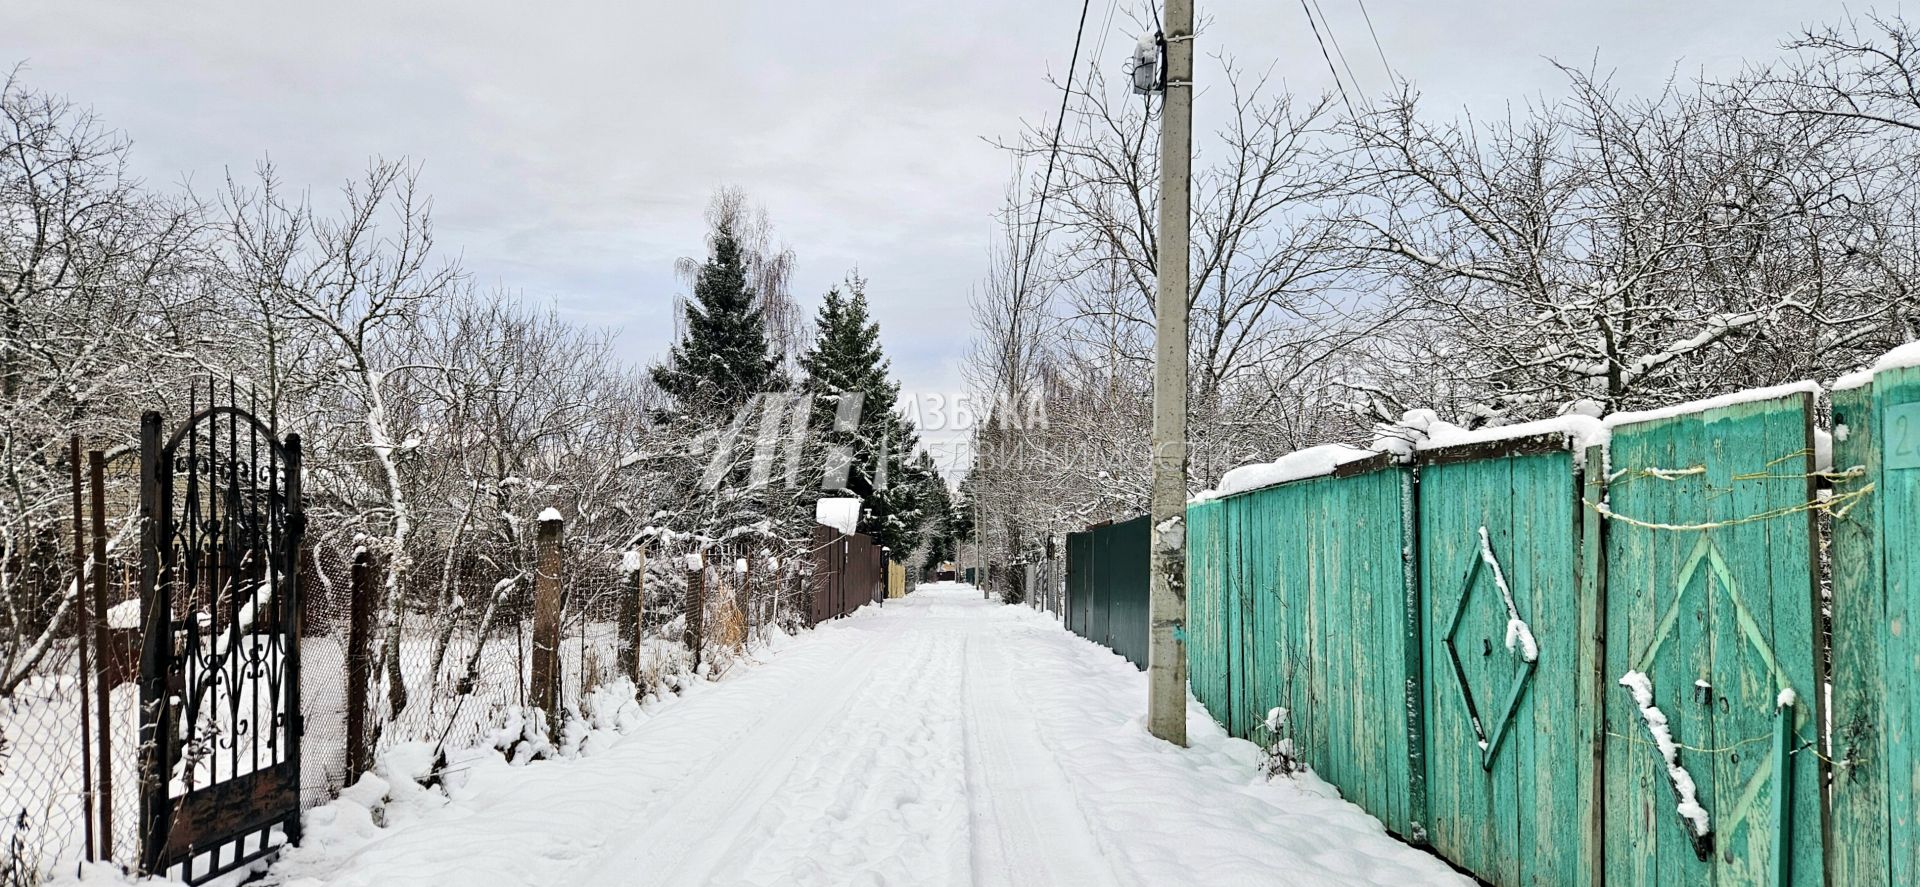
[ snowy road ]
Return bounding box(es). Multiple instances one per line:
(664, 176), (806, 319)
(267, 584), (1468, 887)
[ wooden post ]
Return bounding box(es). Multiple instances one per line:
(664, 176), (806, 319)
(1579, 444), (1608, 887)
(346, 548), (374, 778)
(686, 551), (705, 674)
(71, 437), (95, 862)
(530, 510), (563, 739)
(742, 551), (756, 641)
(89, 450), (113, 861)
(621, 547), (645, 683)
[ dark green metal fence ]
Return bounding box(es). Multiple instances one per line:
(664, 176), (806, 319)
(1063, 515), (1150, 669)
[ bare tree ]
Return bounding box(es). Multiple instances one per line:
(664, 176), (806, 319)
(1336, 64), (1910, 419)
(0, 71), (203, 690)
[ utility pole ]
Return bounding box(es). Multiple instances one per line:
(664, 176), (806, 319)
(1146, 0), (1193, 746)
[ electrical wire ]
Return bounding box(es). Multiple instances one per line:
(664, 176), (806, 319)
(1015, 0), (1095, 304)
(1078, 0), (1123, 146)
(1297, 0), (1356, 118)
(1089, 0), (1121, 80)
(1353, 0), (1397, 83)
(1310, 0), (1366, 100)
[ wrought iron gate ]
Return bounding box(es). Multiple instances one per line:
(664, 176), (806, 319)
(138, 385), (305, 883)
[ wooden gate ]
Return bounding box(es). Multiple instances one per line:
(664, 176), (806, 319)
(1602, 389), (1823, 886)
(138, 387), (306, 883)
(1417, 433), (1602, 886)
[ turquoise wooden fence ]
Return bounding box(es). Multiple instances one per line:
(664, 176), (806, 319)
(1184, 456), (1425, 839)
(1172, 377), (1906, 886)
(1829, 361), (1920, 887)
(1063, 515), (1150, 668)
(1603, 390), (1823, 886)
(1417, 435), (1601, 886)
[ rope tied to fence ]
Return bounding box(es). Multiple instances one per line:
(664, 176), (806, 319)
(1584, 447), (1875, 531)
(1605, 728), (1858, 769)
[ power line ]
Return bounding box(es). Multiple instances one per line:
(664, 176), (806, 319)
(1311, 0), (1366, 100)
(1077, 0), (1123, 146)
(1297, 0), (1356, 117)
(1015, 0), (1095, 305)
(1353, 0), (1397, 83)
(1089, 0), (1121, 80)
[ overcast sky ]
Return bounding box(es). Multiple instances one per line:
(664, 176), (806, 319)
(3, 0), (1846, 473)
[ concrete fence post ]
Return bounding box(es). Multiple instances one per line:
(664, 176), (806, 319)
(621, 546), (645, 684)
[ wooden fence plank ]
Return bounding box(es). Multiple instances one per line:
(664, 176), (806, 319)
(1877, 366), (1920, 886)
(1604, 392), (1823, 886)
(1829, 379), (1884, 886)
(1833, 366), (1920, 886)
(1579, 445), (1608, 887)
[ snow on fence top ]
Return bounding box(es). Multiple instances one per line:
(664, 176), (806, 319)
(1193, 413), (1607, 502)
(1834, 340), (1920, 391)
(1603, 380), (1822, 428)
(1376, 408), (1609, 459)
(1190, 341), (1918, 505)
(815, 497), (861, 535)
(537, 506), (563, 523)
(1192, 443), (1377, 502)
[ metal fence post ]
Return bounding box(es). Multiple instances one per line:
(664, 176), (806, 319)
(136, 409), (165, 875)
(89, 449), (114, 861)
(72, 436), (96, 862)
(346, 548), (374, 778)
(530, 510), (563, 740)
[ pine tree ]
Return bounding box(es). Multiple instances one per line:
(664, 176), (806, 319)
(651, 219), (778, 418)
(918, 450), (960, 564)
(799, 275), (931, 555)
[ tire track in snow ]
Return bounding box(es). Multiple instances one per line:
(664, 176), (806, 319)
(566, 626), (906, 886)
(718, 625), (972, 886)
(962, 623), (1128, 887)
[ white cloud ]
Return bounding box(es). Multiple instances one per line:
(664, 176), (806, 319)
(2, 0), (1834, 477)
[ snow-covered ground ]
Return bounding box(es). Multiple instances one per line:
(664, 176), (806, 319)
(203, 583), (1463, 887)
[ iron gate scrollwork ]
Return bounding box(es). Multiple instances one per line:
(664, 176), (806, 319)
(138, 383), (305, 883)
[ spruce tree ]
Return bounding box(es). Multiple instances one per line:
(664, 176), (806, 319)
(918, 450), (960, 564)
(798, 275), (931, 555)
(651, 220), (778, 418)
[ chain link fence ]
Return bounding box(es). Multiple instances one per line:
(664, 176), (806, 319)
(0, 561), (140, 887)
